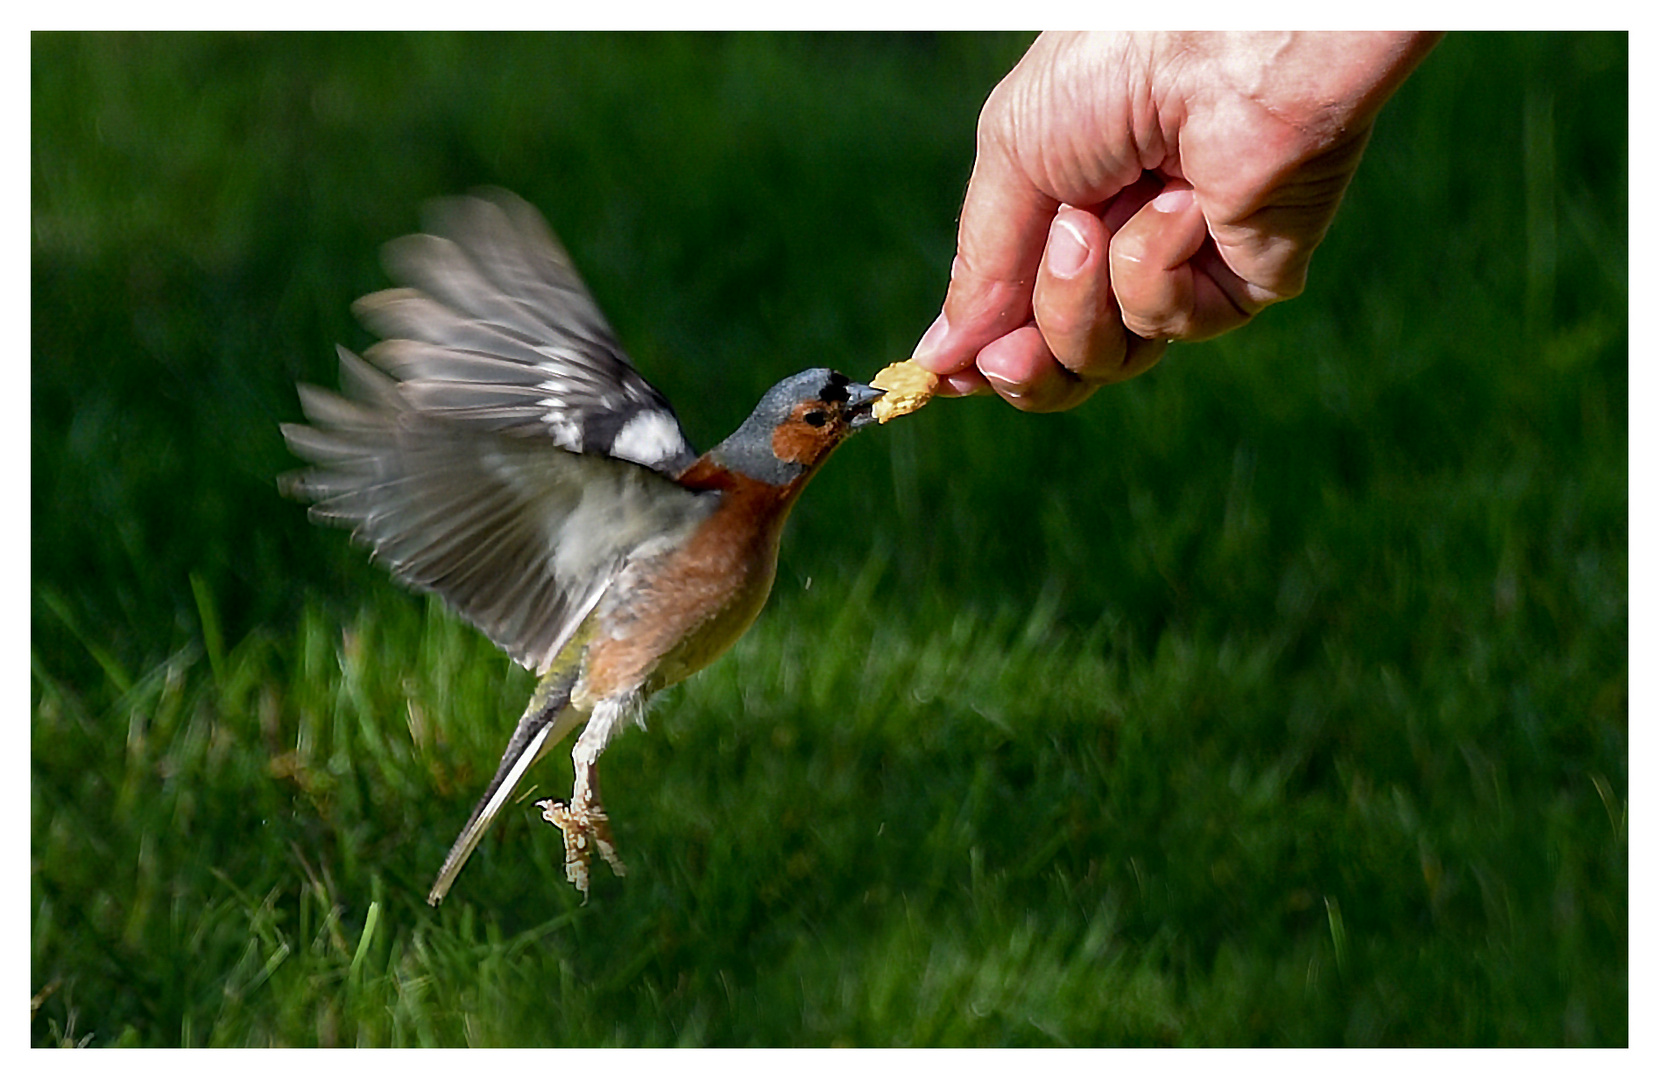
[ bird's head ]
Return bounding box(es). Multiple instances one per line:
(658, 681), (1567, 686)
(702, 368), (881, 487)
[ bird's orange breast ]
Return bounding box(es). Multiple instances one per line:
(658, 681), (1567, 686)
(577, 469), (806, 703)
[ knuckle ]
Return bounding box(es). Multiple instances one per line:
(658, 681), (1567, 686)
(974, 83), (1013, 152)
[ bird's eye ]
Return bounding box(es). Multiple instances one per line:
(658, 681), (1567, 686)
(802, 409), (829, 428)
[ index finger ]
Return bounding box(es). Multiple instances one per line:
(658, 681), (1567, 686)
(911, 121), (1058, 378)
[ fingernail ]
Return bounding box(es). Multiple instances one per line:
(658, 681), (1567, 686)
(941, 371), (989, 397)
(1152, 187), (1194, 214)
(982, 370), (1023, 397)
(1047, 216), (1089, 278)
(913, 312), (950, 366)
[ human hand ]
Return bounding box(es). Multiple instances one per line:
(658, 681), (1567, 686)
(913, 31), (1441, 412)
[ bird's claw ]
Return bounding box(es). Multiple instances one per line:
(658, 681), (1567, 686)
(537, 796), (627, 899)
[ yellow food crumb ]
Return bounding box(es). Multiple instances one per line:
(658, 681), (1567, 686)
(870, 359), (939, 423)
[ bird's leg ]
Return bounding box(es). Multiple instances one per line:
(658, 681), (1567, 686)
(536, 695), (633, 898)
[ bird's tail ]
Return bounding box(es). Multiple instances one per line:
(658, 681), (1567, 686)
(427, 667), (583, 905)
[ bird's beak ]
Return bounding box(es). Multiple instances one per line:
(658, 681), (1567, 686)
(845, 382), (883, 429)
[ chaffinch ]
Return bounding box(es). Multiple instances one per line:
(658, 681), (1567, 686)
(281, 189), (883, 904)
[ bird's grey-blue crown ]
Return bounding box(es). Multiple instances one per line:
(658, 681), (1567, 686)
(709, 368), (855, 483)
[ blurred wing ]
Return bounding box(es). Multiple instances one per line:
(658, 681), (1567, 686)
(281, 348), (717, 673)
(352, 187), (697, 476)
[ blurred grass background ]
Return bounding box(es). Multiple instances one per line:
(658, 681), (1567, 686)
(31, 32), (1625, 1046)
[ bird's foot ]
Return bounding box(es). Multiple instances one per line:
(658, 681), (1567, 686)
(536, 796), (627, 899)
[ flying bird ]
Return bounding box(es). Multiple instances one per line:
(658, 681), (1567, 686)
(281, 189), (883, 903)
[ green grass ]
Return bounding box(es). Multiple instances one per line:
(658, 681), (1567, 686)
(32, 32), (1626, 1046)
